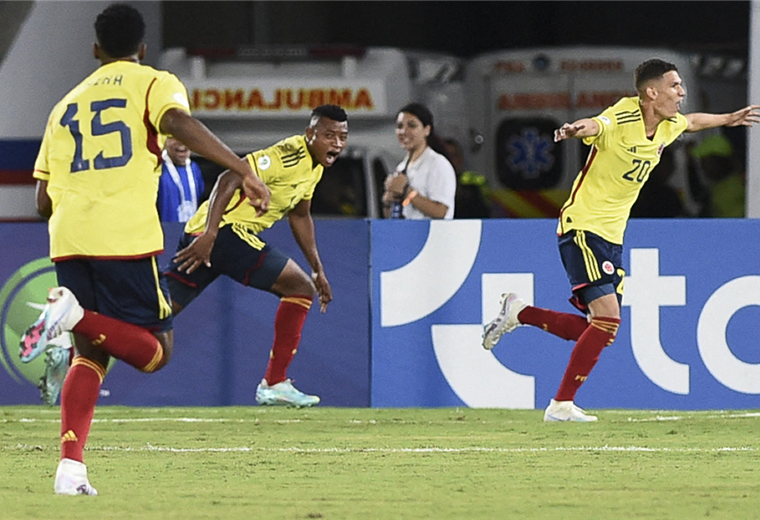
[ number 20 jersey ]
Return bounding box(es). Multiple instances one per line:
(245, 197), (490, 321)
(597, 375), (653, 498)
(33, 61), (190, 261)
(557, 96), (688, 245)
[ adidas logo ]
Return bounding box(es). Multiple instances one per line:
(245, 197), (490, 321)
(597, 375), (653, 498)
(91, 334), (106, 346)
(627, 146), (637, 153)
(61, 430), (78, 443)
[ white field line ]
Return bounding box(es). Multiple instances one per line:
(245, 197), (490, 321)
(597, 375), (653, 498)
(622, 412), (760, 422)
(6, 443), (758, 454)
(3, 411), (760, 424)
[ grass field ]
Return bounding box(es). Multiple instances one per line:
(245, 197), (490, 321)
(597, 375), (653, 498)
(1, 406), (759, 519)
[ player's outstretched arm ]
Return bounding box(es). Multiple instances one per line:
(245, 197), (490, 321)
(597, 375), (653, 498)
(288, 199), (332, 313)
(553, 118), (600, 142)
(173, 170), (242, 274)
(159, 108), (270, 215)
(685, 105), (760, 133)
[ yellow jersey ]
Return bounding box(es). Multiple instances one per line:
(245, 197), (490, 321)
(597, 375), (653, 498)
(34, 61), (190, 260)
(557, 96), (688, 244)
(185, 135), (322, 250)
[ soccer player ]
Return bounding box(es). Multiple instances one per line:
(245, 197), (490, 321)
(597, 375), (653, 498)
(481, 59), (760, 422)
(164, 104), (349, 408)
(20, 3), (270, 495)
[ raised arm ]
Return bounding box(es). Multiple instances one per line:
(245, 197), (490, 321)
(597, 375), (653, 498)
(159, 108), (270, 215)
(685, 105), (760, 133)
(553, 118), (600, 142)
(288, 199), (331, 312)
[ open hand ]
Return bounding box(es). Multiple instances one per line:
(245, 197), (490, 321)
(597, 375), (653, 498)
(726, 105), (760, 127)
(554, 123), (586, 142)
(173, 232), (216, 274)
(311, 271), (332, 313)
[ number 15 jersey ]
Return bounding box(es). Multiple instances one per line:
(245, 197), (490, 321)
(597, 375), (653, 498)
(33, 60), (190, 261)
(557, 96), (688, 245)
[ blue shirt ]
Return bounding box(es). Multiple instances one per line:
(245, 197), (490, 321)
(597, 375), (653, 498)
(157, 157), (205, 222)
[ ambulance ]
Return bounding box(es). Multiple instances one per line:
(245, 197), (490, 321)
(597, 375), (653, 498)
(158, 46), (467, 218)
(463, 46), (706, 217)
(0, 25), (738, 220)
(160, 45), (722, 220)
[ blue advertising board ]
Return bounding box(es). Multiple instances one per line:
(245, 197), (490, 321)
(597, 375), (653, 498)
(372, 218), (760, 410)
(0, 220), (371, 407)
(3, 218), (760, 409)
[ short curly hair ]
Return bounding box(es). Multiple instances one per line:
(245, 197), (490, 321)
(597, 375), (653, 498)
(94, 4), (145, 58)
(311, 104), (348, 124)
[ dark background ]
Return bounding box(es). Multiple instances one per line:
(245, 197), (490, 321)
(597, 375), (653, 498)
(160, 1), (752, 218)
(162, 1), (750, 58)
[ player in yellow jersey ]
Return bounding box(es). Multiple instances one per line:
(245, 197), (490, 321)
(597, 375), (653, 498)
(165, 104), (349, 408)
(482, 58), (760, 422)
(19, 4), (269, 495)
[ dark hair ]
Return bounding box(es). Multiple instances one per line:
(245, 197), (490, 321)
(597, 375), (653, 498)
(398, 102), (450, 160)
(634, 59), (678, 93)
(95, 4), (145, 58)
(311, 104), (348, 123)
(399, 102), (434, 129)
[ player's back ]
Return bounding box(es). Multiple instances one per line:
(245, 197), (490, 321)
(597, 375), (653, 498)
(36, 61), (190, 260)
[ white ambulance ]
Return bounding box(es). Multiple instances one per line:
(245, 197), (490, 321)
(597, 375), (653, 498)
(463, 46), (705, 217)
(158, 46), (467, 218)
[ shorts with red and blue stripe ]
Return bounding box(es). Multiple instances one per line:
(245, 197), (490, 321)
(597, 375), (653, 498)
(557, 229), (625, 313)
(164, 224), (289, 309)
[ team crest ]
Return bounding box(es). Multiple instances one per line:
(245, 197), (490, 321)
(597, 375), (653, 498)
(258, 155), (272, 170)
(602, 260), (614, 275)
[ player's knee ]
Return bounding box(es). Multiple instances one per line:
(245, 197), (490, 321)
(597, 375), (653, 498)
(156, 344), (172, 371)
(277, 266), (315, 296)
(590, 317), (620, 347)
(141, 349), (167, 373)
(298, 274), (316, 295)
(142, 334), (173, 372)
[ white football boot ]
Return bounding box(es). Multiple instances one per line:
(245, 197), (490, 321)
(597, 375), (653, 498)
(543, 399), (598, 422)
(54, 458), (98, 496)
(482, 292), (527, 350)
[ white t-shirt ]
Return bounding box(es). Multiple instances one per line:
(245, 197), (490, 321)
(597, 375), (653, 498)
(395, 146), (456, 219)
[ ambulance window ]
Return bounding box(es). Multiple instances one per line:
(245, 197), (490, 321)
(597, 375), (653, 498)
(495, 117), (563, 190)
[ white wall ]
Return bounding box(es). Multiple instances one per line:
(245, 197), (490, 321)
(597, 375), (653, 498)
(0, 1), (160, 218)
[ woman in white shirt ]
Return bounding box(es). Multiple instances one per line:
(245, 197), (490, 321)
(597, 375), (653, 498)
(382, 103), (456, 219)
